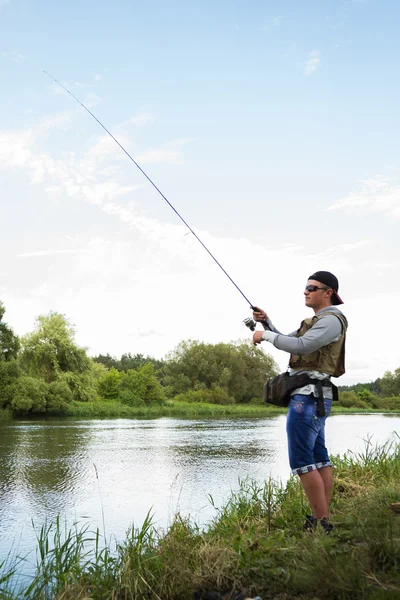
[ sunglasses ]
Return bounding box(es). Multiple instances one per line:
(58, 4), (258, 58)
(305, 285), (329, 293)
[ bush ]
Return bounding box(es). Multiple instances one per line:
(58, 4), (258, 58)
(98, 367), (122, 399)
(47, 380), (73, 412)
(59, 370), (98, 403)
(369, 395), (400, 411)
(0, 359), (22, 408)
(173, 386), (235, 405)
(11, 376), (48, 413)
(118, 364), (165, 406)
(338, 391), (369, 409)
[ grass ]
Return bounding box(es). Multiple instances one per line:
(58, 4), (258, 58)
(1, 438), (399, 599)
(57, 400), (400, 420)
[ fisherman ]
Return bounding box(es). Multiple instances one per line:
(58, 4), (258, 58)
(252, 271), (348, 533)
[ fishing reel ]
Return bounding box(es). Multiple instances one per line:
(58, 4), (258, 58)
(243, 317), (257, 332)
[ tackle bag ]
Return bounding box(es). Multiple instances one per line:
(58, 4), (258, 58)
(263, 372), (337, 415)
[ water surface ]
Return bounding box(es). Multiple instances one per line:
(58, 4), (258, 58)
(0, 414), (398, 575)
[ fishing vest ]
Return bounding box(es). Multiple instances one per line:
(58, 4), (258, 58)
(289, 311), (347, 377)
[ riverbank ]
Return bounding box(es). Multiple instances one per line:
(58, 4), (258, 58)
(1, 401), (399, 422)
(1, 438), (399, 599)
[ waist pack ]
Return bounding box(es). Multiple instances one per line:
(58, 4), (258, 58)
(264, 372), (338, 416)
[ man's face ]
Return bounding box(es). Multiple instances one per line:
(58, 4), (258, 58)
(304, 279), (332, 308)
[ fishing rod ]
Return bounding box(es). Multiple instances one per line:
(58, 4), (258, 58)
(44, 71), (265, 331)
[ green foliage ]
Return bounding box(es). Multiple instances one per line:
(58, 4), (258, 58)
(11, 376), (48, 413)
(0, 359), (22, 408)
(338, 390), (369, 409)
(20, 312), (90, 383)
(98, 367), (122, 399)
(46, 380), (73, 412)
(380, 367), (400, 396)
(118, 363), (165, 406)
(0, 301), (20, 361)
(163, 339), (278, 403)
(58, 368), (98, 403)
(93, 352), (165, 374)
(173, 386), (235, 405)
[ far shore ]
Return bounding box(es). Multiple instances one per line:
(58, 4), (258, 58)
(1, 400), (399, 421)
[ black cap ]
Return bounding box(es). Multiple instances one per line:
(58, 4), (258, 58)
(308, 271), (344, 305)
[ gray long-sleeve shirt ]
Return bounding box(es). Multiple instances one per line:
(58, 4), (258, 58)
(262, 306), (348, 398)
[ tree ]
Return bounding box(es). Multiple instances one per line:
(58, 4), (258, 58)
(19, 312), (100, 402)
(163, 340), (278, 403)
(118, 364), (165, 406)
(98, 367), (122, 399)
(20, 312), (91, 381)
(380, 368), (400, 397)
(0, 301), (20, 361)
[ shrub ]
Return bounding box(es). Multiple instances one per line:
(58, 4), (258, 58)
(173, 387), (235, 405)
(98, 367), (122, 399)
(118, 364), (165, 406)
(11, 376), (48, 414)
(0, 359), (22, 408)
(47, 380), (73, 412)
(338, 391), (369, 409)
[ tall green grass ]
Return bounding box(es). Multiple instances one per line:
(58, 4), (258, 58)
(61, 400), (399, 419)
(1, 438), (399, 599)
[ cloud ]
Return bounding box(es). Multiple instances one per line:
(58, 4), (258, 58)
(17, 250), (90, 259)
(272, 15), (283, 27)
(128, 113), (157, 127)
(94, 74), (103, 81)
(2, 112), (399, 385)
(303, 50), (321, 76)
(1, 50), (26, 63)
(328, 174), (400, 218)
(134, 138), (192, 165)
(0, 0), (10, 10)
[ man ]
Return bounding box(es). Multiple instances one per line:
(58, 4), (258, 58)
(252, 271), (348, 533)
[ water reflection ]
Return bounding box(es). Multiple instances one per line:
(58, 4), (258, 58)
(0, 414), (398, 578)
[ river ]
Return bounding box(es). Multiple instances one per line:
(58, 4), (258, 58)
(0, 413), (398, 581)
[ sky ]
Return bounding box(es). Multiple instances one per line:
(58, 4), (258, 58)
(1, 0), (399, 386)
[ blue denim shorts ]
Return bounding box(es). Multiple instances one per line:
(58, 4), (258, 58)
(286, 393), (333, 476)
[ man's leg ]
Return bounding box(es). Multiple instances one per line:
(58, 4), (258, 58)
(299, 470), (329, 518)
(287, 395), (333, 520)
(313, 403), (333, 514)
(318, 466), (333, 510)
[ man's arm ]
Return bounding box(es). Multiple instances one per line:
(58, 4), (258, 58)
(261, 315), (342, 355)
(263, 318), (297, 336)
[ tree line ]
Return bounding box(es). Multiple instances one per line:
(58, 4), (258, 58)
(1, 299), (399, 416)
(0, 300), (278, 415)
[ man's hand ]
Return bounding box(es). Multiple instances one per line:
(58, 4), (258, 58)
(252, 307), (268, 322)
(253, 331), (264, 345)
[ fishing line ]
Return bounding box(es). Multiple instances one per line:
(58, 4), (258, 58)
(43, 70), (256, 310)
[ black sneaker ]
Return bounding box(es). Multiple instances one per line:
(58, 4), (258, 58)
(319, 518), (334, 534)
(303, 514), (317, 531)
(303, 515), (334, 534)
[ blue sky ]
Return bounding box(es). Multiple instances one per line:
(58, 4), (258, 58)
(1, 0), (399, 384)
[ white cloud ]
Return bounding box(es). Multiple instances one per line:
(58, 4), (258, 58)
(1, 113), (399, 386)
(94, 74), (103, 81)
(304, 50), (321, 76)
(328, 174), (400, 218)
(134, 138), (192, 165)
(17, 249), (90, 259)
(272, 15), (283, 27)
(128, 113), (157, 127)
(1, 50), (25, 63)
